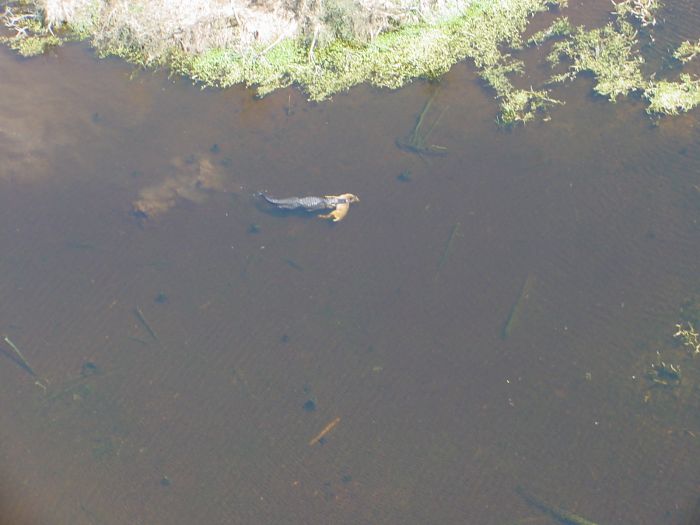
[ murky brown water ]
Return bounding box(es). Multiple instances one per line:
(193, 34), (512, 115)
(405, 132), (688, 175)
(1, 2), (700, 524)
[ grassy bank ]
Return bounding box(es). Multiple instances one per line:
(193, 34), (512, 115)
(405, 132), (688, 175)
(173, 0), (566, 123)
(2, 0), (699, 123)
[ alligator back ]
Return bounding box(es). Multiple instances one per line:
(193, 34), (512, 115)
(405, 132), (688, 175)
(262, 194), (332, 211)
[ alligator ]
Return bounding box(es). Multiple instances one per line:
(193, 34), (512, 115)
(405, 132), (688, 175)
(261, 193), (359, 222)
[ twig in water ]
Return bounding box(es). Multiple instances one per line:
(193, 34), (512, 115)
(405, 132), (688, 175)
(134, 307), (159, 343)
(502, 274), (536, 339)
(309, 416), (341, 445)
(434, 222), (461, 281)
(2, 334), (36, 377)
(516, 486), (600, 525)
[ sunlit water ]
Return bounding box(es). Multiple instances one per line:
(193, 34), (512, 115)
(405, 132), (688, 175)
(1, 1), (700, 523)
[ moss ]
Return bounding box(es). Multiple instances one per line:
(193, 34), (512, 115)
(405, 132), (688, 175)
(645, 74), (700, 115)
(547, 20), (645, 101)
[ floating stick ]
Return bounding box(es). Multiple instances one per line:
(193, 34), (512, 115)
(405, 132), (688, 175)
(283, 258), (303, 271)
(434, 222), (461, 281)
(501, 274), (535, 340)
(516, 486), (600, 525)
(309, 416), (341, 446)
(2, 334), (36, 377)
(134, 307), (159, 343)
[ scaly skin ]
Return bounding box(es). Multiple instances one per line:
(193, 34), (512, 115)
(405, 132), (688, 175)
(262, 193), (359, 222)
(261, 194), (332, 211)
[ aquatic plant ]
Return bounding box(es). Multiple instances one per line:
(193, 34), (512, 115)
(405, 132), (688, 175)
(526, 16), (573, 47)
(645, 74), (700, 115)
(673, 322), (700, 355)
(674, 39), (700, 64)
(547, 19), (645, 101)
(396, 92), (448, 156)
(611, 0), (661, 28)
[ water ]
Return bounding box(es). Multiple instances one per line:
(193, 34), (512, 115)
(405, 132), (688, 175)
(1, 2), (700, 523)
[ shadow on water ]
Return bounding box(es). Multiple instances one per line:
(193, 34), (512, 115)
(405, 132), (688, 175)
(1, 2), (700, 524)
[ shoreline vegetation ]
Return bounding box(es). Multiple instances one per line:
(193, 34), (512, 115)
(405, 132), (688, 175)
(1, 0), (699, 124)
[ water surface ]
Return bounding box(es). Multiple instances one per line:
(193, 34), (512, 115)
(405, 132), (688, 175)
(1, 2), (700, 523)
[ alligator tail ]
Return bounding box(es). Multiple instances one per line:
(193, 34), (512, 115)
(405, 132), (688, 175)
(261, 194), (331, 211)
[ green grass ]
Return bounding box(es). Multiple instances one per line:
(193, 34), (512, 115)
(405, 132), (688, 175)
(0, 34), (62, 56)
(168, 0), (565, 124)
(3, 0), (698, 122)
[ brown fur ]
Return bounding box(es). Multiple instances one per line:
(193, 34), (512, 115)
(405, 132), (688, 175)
(318, 193), (359, 222)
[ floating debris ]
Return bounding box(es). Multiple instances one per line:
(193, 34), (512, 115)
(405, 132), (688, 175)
(674, 322), (700, 355)
(434, 222), (461, 281)
(283, 258), (303, 271)
(1, 334), (36, 377)
(646, 351), (681, 388)
(502, 274), (536, 339)
(309, 416), (341, 446)
(134, 307), (160, 343)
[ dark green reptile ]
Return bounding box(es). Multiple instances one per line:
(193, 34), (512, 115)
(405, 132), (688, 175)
(261, 193), (359, 222)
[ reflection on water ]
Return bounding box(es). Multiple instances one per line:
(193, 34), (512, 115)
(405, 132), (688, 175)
(1, 2), (700, 524)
